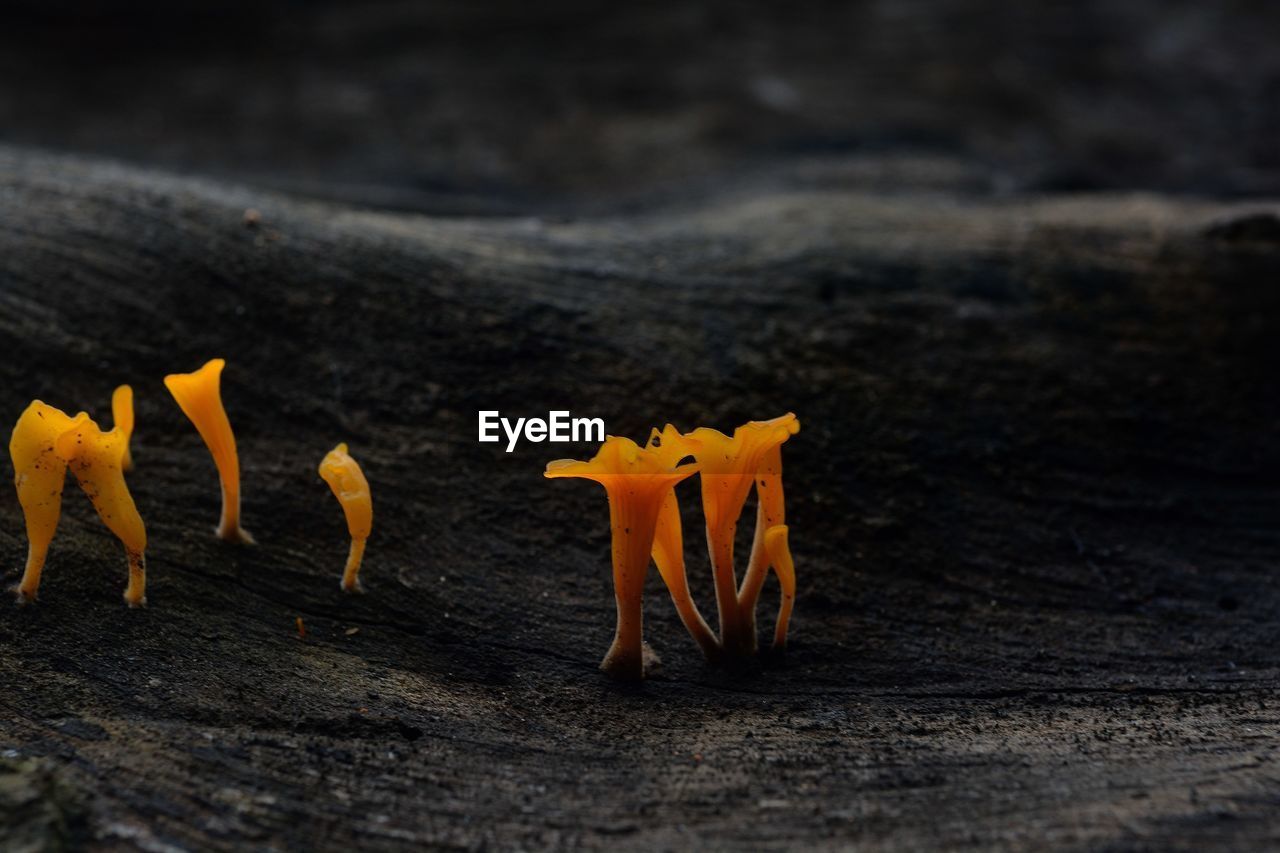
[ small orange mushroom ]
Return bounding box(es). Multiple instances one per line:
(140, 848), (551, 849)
(164, 358), (253, 543)
(685, 413), (800, 658)
(545, 436), (699, 679)
(56, 417), (148, 607)
(111, 385), (135, 471)
(9, 401), (87, 603)
(737, 440), (799, 651)
(645, 425), (720, 663)
(9, 401), (148, 606)
(318, 442), (373, 593)
(764, 525), (796, 650)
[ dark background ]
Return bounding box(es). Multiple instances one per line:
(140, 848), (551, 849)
(4, 0), (1280, 206)
(1, 2), (1279, 850)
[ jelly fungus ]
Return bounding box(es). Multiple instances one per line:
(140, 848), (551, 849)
(57, 417), (149, 606)
(545, 437), (699, 680)
(318, 443), (373, 593)
(645, 425), (719, 663)
(112, 385), (135, 471)
(685, 413), (799, 657)
(763, 525), (796, 650)
(10, 402), (148, 606)
(9, 402), (86, 603)
(737, 441), (796, 651)
(164, 359), (253, 543)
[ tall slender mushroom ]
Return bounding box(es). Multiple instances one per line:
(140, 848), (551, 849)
(685, 413), (800, 658)
(164, 358), (253, 543)
(645, 425), (720, 662)
(318, 442), (373, 593)
(764, 525), (796, 650)
(737, 439), (799, 651)
(56, 417), (149, 607)
(9, 402), (87, 603)
(545, 436), (699, 680)
(112, 385), (135, 471)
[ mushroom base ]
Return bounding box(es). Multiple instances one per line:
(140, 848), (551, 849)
(123, 551), (147, 608)
(599, 638), (645, 680)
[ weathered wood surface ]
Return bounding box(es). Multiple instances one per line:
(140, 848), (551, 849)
(2, 1), (1280, 849)
(0, 145), (1277, 850)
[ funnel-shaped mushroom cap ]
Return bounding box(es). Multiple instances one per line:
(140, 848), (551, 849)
(545, 435), (698, 494)
(644, 424), (700, 470)
(164, 359), (234, 468)
(164, 358), (252, 543)
(644, 425), (700, 573)
(112, 385), (135, 471)
(686, 413), (800, 534)
(319, 442), (372, 540)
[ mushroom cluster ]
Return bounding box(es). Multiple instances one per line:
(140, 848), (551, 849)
(545, 413), (800, 679)
(8, 359), (373, 605)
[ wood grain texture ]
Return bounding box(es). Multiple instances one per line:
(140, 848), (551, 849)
(0, 143), (1277, 849)
(2, 2), (1279, 848)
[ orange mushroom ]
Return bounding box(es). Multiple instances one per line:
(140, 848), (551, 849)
(164, 358), (253, 543)
(9, 401), (148, 606)
(9, 402), (86, 603)
(737, 440), (798, 651)
(685, 413), (800, 658)
(545, 436), (699, 679)
(645, 425), (719, 662)
(318, 442), (373, 593)
(764, 525), (795, 650)
(112, 385), (135, 471)
(56, 417), (148, 607)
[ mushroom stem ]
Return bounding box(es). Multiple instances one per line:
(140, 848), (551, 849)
(58, 419), (149, 607)
(216, 475), (254, 544)
(765, 526), (796, 650)
(708, 520), (752, 659)
(668, 582), (721, 663)
(112, 385), (134, 471)
(14, 541), (50, 604)
(736, 503), (773, 654)
(602, 593), (645, 680)
(652, 490), (720, 663)
(342, 538), (367, 593)
(600, 493), (660, 680)
(738, 443), (789, 654)
(124, 550), (147, 608)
